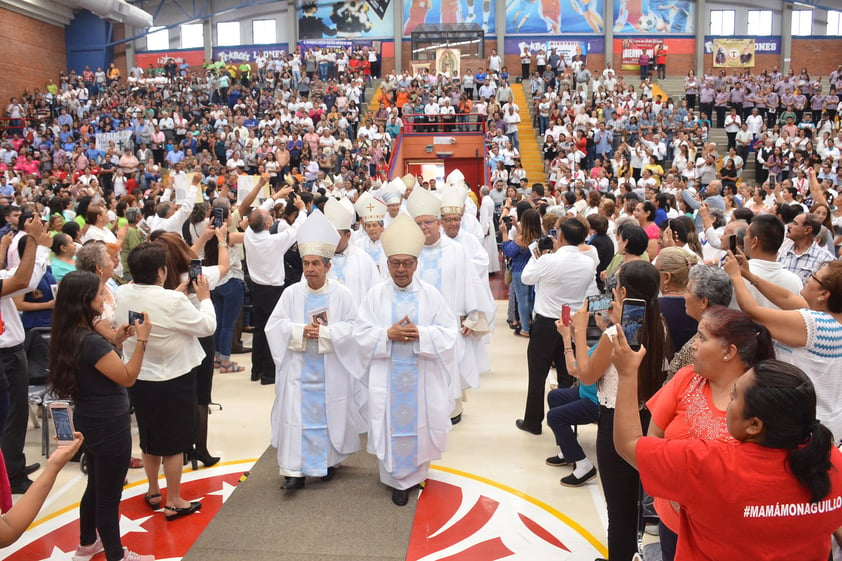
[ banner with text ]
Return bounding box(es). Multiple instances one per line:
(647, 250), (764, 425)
(403, 0), (496, 35)
(134, 49), (205, 68)
(504, 38), (605, 63)
(710, 38), (755, 68)
(299, 0), (394, 39)
(620, 38), (661, 70)
(504, 0), (603, 35)
(613, 0), (694, 34)
(95, 130), (134, 152)
(704, 36), (780, 56)
(212, 44), (290, 63)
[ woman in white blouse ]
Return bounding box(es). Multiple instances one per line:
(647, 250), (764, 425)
(115, 243), (217, 521)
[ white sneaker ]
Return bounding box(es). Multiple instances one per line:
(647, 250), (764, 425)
(72, 536), (104, 561)
(120, 548), (155, 561)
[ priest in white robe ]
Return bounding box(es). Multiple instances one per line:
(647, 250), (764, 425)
(266, 210), (364, 490)
(352, 192), (388, 274)
(406, 186), (490, 416)
(355, 213), (459, 506)
(323, 197), (380, 301)
(479, 185), (502, 274)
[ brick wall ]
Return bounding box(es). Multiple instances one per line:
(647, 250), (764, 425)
(790, 39), (842, 77)
(0, 9), (66, 110)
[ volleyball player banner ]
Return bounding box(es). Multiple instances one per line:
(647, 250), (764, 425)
(298, 0), (394, 39)
(403, 0), (497, 35)
(504, 0), (604, 35)
(620, 38), (660, 70)
(613, 0), (694, 34)
(711, 39), (756, 68)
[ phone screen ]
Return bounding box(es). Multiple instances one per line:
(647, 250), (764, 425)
(129, 310), (144, 325)
(561, 305), (571, 326)
(728, 234), (737, 254)
(212, 207), (224, 229)
(189, 259), (202, 282)
(51, 406), (74, 442)
(621, 299), (647, 351)
(588, 293), (613, 313)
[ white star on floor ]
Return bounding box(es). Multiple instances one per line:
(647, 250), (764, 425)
(119, 513), (154, 537)
(38, 545), (71, 561)
(207, 481), (237, 503)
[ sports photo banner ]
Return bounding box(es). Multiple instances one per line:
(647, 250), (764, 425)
(298, 0), (394, 39)
(711, 38), (756, 67)
(620, 38), (660, 70)
(505, 38), (604, 63)
(403, 0), (497, 35)
(505, 0), (604, 35)
(613, 0), (694, 34)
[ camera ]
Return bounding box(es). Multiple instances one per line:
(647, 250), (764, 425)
(537, 236), (555, 251)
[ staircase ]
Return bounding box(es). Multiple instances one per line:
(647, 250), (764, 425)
(511, 85), (546, 186)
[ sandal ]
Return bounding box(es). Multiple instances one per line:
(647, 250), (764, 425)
(220, 362), (245, 373)
(129, 457), (143, 469)
(214, 360), (222, 369)
(164, 501), (201, 521)
(144, 493), (162, 510)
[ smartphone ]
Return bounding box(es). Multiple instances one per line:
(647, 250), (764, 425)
(587, 293), (613, 313)
(561, 304), (571, 326)
(49, 401), (75, 444)
(621, 298), (647, 352)
(212, 207), (224, 229)
(769, 175), (776, 188)
(549, 228), (558, 237)
(189, 259), (202, 283)
(728, 234), (737, 254)
(129, 310), (144, 325)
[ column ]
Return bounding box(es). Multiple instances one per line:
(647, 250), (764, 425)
(206, 0), (214, 62)
(781, 2), (793, 75)
(604, 0), (614, 68)
(288, 0), (298, 52)
(394, 0), (403, 71)
(125, 25), (136, 70)
(695, 0), (705, 76)
(496, 0), (505, 57)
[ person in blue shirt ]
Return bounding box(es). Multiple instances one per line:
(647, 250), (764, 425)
(84, 141), (104, 165)
(165, 145), (185, 167)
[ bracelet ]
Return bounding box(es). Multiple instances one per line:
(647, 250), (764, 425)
(219, 242), (228, 248)
(137, 339), (148, 343)
(564, 348), (574, 352)
(749, 275), (760, 286)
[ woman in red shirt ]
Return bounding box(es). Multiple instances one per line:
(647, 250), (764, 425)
(646, 306), (775, 561)
(613, 332), (842, 561)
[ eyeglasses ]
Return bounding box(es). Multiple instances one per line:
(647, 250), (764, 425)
(387, 258), (416, 269)
(415, 219), (438, 227)
(809, 272), (826, 288)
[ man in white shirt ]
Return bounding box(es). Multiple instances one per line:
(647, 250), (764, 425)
(244, 194), (307, 385)
(739, 214), (803, 310)
(518, 218), (596, 434)
(503, 106), (521, 149)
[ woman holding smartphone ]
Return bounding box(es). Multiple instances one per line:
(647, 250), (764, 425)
(568, 260), (669, 560)
(49, 271), (154, 561)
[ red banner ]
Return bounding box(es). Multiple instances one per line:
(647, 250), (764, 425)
(620, 38), (661, 70)
(134, 49), (206, 68)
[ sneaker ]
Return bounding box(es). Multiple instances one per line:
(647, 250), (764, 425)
(72, 537), (104, 561)
(545, 455), (571, 467)
(120, 549), (155, 561)
(560, 466), (597, 487)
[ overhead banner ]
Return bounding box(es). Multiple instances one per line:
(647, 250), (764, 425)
(505, 0), (604, 34)
(299, 38), (375, 52)
(620, 38), (661, 70)
(504, 38), (605, 62)
(613, 0), (694, 34)
(711, 38), (755, 68)
(403, 0), (497, 35)
(298, 0), (394, 39)
(95, 130), (134, 152)
(212, 44), (290, 63)
(134, 49), (205, 68)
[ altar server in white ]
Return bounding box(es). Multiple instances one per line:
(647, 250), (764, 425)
(266, 210), (363, 490)
(355, 213), (459, 506)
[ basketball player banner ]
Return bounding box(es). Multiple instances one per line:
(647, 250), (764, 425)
(620, 38), (660, 70)
(613, 0), (694, 34)
(505, 0), (605, 35)
(710, 38), (756, 68)
(298, 0), (394, 40)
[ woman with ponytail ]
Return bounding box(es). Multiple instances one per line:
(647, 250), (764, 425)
(645, 306), (776, 561)
(613, 328), (842, 561)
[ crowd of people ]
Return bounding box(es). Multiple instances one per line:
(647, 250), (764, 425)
(0, 46), (841, 561)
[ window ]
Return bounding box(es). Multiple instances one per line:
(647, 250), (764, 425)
(252, 19), (276, 44)
(827, 10), (841, 36)
(747, 10), (772, 36)
(709, 10), (735, 36)
(791, 10), (813, 36)
(217, 21), (241, 46)
(180, 23), (203, 49)
(146, 26), (169, 51)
